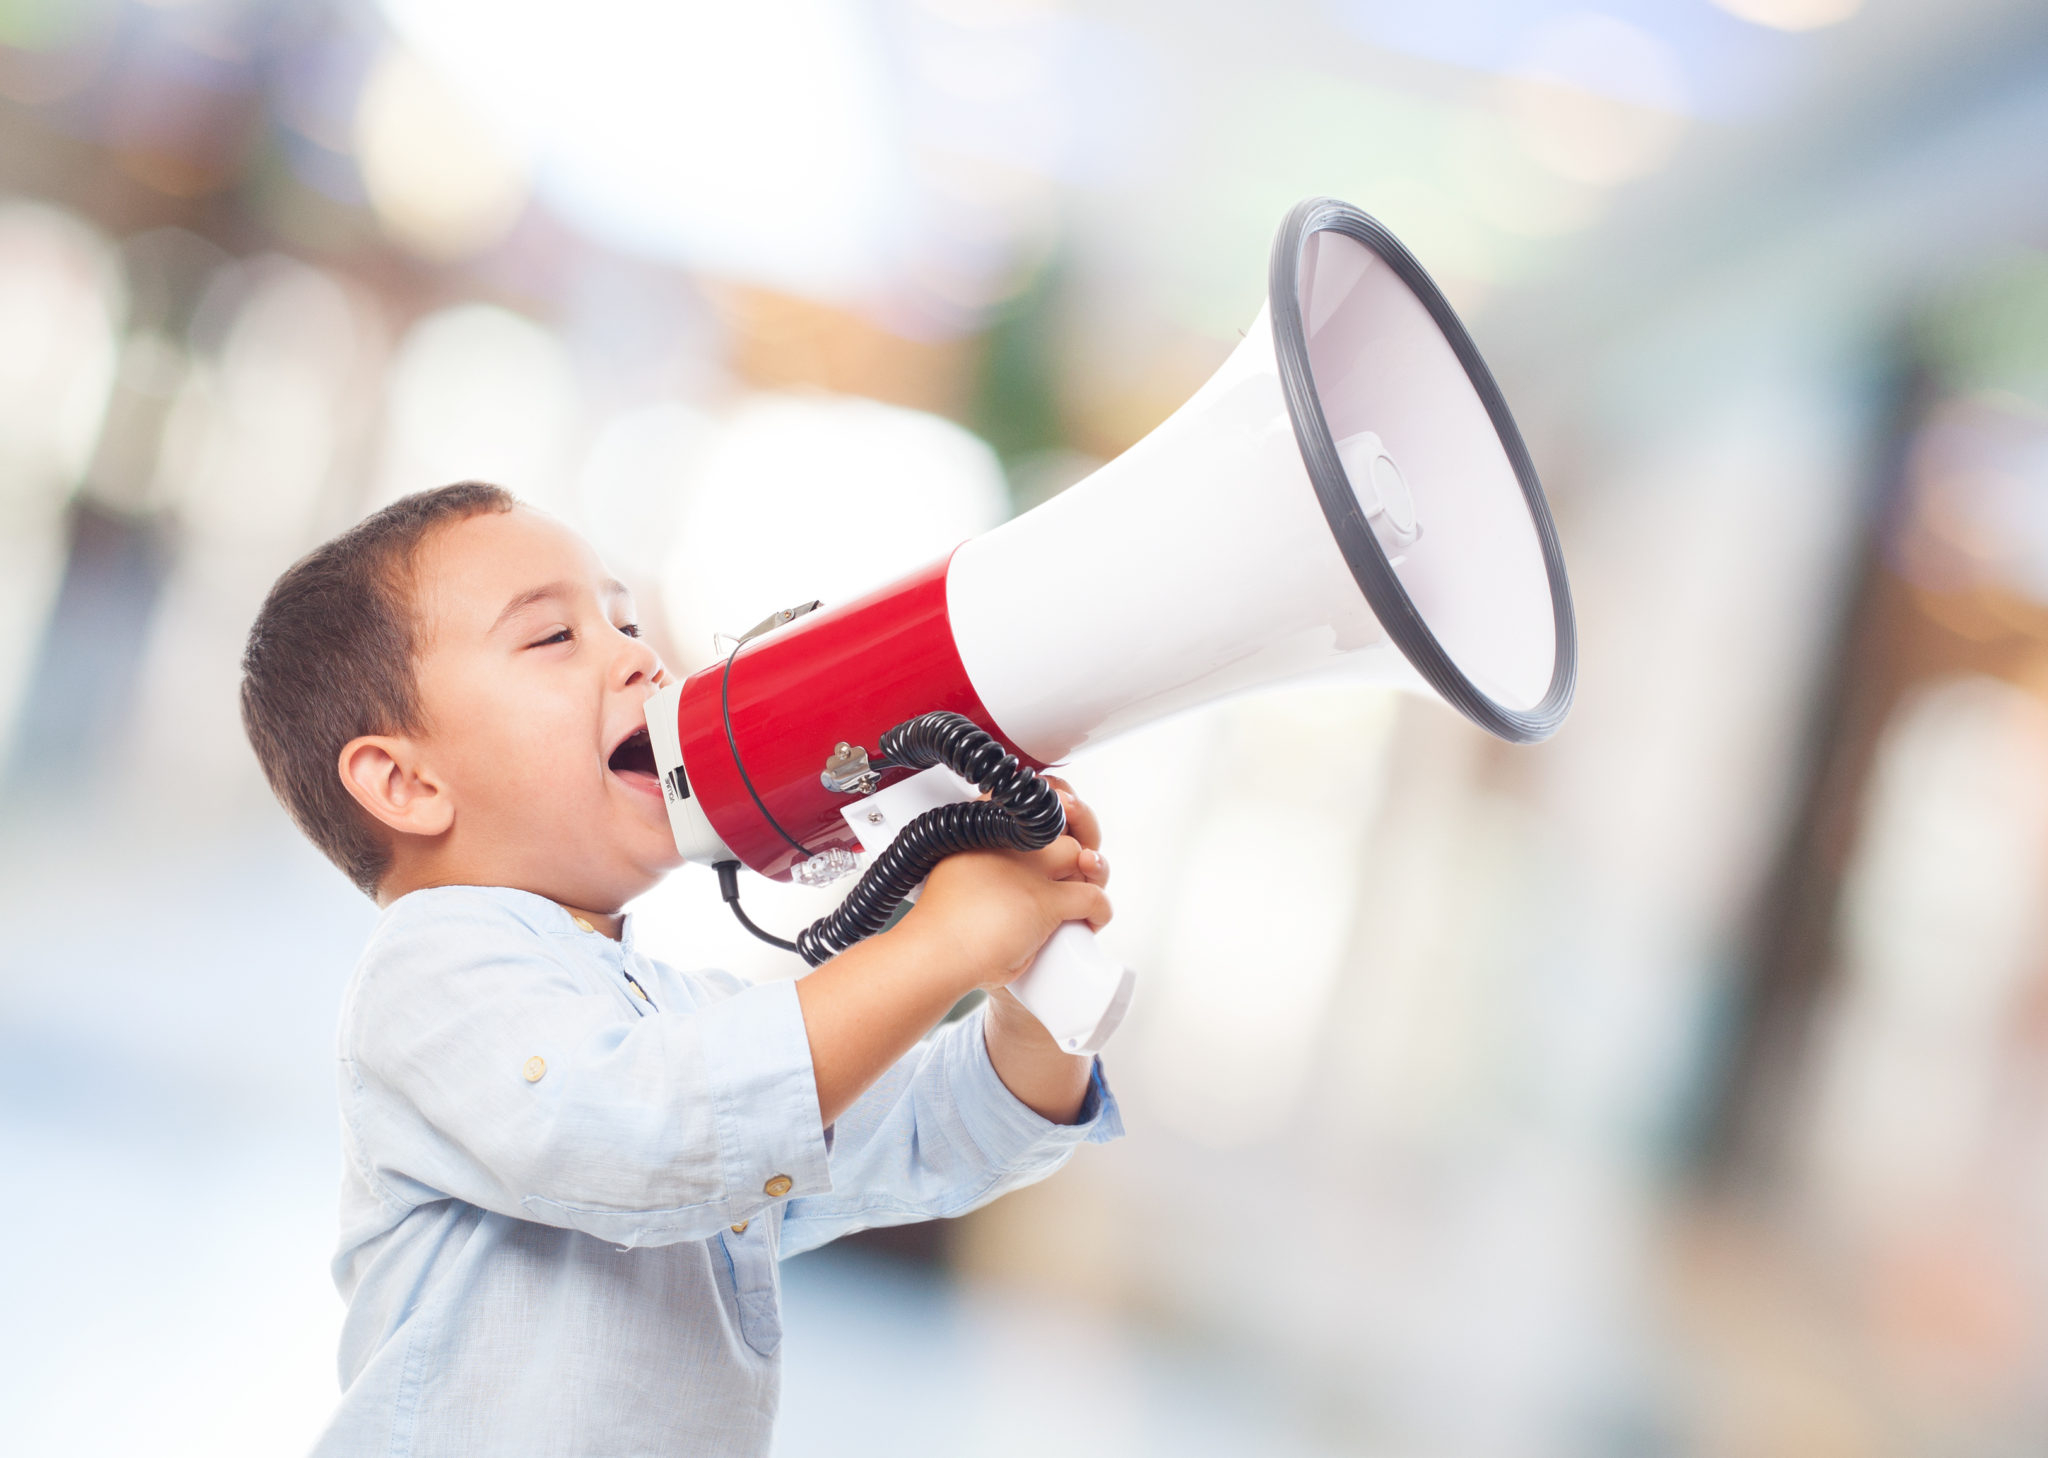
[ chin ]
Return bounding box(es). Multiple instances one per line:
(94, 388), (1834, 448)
(620, 834), (687, 895)
(631, 819), (688, 874)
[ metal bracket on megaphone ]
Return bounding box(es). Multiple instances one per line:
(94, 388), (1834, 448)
(836, 764), (1136, 1056)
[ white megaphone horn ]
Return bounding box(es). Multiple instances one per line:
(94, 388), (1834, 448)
(643, 197), (1577, 1055)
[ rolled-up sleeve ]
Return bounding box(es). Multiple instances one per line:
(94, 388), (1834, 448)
(342, 890), (831, 1248)
(779, 1005), (1123, 1258)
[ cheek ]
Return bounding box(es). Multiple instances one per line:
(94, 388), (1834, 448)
(432, 677), (594, 802)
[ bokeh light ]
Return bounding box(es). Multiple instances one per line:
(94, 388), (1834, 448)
(1712, 0), (1866, 33)
(4, 1), (2048, 1455)
(660, 391), (1008, 658)
(353, 46), (528, 262)
(374, 302), (581, 510)
(379, 0), (904, 300)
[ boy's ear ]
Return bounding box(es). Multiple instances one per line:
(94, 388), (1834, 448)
(339, 735), (454, 840)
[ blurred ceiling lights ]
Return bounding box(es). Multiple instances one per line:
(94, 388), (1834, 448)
(164, 257), (379, 558)
(574, 402), (716, 589)
(377, 0), (906, 302)
(1710, 0), (1866, 32)
(374, 303), (581, 512)
(660, 392), (1007, 662)
(374, 0), (1145, 333)
(352, 47), (529, 262)
(0, 203), (123, 490)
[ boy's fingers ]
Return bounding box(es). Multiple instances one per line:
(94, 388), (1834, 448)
(1053, 881), (1113, 931)
(1024, 832), (1108, 885)
(1046, 841), (1108, 886)
(1024, 835), (1086, 880)
(1050, 783), (1102, 851)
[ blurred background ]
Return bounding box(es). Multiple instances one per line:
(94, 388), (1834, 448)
(3, 0), (2048, 1453)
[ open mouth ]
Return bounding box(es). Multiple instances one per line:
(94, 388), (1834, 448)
(607, 726), (660, 789)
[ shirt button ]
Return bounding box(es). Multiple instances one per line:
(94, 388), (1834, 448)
(572, 916), (595, 934)
(763, 1174), (793, 1198)
(523, 1056), (547, 1082)
(730, 1220), (749, 1234)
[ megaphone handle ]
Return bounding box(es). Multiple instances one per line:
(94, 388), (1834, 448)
(839, 762), (1136, 1054)
(1006, 920), (1137, 1056)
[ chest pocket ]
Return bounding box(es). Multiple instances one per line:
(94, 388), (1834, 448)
(720, 1220), (782, 1356)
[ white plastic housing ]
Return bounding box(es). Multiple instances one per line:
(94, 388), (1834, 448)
(642, 681), (736, 864)
(947, 213), (1571, 761)
(946, 305), (1424, 764)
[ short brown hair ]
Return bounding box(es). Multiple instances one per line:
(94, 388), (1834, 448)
(241, 481), (515, 896)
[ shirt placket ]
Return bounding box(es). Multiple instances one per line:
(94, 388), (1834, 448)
(569, 914), (658, 1016)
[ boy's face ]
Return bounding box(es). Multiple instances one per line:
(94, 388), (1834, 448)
(407, 506), (680, 909)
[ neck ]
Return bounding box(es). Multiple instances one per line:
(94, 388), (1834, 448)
(378, 861), (628, 940)
(555, 902), (625, 940)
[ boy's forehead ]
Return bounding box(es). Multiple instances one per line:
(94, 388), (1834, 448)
(418, 508), (619, 634)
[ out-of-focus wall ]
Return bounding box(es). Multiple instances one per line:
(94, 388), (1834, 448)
(5, 2), (2048, 1456)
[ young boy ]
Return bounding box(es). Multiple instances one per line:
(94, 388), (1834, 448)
(240, 482), (1121, 1456)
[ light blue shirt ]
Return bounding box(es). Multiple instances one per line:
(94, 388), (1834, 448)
(313, 885), (1120, 1457)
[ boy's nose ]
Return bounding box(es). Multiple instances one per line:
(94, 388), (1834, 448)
(616, 635), (667, 691)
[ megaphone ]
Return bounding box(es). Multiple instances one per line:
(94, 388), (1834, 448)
(644, 197), (1576, 1055)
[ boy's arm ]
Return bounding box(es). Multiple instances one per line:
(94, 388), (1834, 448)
(345, 890), (834, 1249)
(775, 783), (1117, 1258)
(978, 776), (1103, 1124)
(792, 817), (1110, 1127)
(981, 987), (1095, 1123)
(777, 999), (1120, 1260)
(346, 790), (1110, 1252)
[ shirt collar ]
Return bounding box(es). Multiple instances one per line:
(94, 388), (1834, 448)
(411, 885), (634, 948)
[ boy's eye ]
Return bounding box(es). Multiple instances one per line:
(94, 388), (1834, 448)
(618, 622), (641, 639)
(528, 628), (573, 648)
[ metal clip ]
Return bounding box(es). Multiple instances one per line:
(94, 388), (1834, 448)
(735, 600), (822, 648)
(791, 847), (861, 887)
(820, 741), (881, 796)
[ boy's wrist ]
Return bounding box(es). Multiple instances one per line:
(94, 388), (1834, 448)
(872, 914), (986, 1004)
(980, 989), (1095, 1123)
(982, 987), (1055, 1050)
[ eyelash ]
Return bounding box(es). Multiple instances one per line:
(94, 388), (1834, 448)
(527, 623), (640, 649)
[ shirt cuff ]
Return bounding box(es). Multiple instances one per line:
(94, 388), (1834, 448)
(947, 1007), (1125, 1169)
(698, 977), (834, 1211)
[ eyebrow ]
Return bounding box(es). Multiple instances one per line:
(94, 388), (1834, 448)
(489, 578), (632, 635)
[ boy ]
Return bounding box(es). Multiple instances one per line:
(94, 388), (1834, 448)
(240, 482), (1121, 1456)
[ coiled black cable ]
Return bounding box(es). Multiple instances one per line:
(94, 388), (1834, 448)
(792, 711), (1065, 966)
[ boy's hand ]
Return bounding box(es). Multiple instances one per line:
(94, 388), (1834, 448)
(1045, 776), (1102, 853)
(897, 777), (1112, 994)
(793, 778), (1111, 1128)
